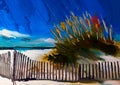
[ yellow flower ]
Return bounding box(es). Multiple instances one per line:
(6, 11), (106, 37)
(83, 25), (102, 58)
(56, 28), (62, 38)
(60, 22), (66, 30)
(67, 20), (72, 27)
(56, 28), (60, 34)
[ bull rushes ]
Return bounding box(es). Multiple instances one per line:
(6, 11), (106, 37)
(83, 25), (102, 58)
(48, 12), (119, 64)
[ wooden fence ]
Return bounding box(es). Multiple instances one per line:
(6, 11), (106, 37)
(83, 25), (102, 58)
(0, 51), (120, 82)
(12, 51), (120, 82)
(0, 51), (11, 79)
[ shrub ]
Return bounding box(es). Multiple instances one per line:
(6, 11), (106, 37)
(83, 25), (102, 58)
(47, 12), (119, 64)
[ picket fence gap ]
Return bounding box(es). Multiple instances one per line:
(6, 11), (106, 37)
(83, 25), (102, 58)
(0, 50), (120, 83)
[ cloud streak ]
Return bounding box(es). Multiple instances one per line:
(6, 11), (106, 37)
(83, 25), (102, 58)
(0, 29), (30, 38)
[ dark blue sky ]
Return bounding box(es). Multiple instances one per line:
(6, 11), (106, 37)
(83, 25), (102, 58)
(1, 0), (120, 38)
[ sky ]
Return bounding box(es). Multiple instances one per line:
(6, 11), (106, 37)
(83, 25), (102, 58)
(0, 0), (120, 47)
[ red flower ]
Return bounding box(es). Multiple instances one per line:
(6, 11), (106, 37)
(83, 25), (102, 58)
(91, 15), (101, 32)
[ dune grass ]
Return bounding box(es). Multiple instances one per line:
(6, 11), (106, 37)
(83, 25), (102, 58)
(42, 12), (120, 64)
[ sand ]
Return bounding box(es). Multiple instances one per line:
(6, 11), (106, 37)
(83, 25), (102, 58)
(0, 76), (120, 85)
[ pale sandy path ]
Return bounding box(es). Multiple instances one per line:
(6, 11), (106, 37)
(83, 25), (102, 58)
(0, 76), (13, 85)
(0, 76), (120, 85)
(0, 76), (99, 85)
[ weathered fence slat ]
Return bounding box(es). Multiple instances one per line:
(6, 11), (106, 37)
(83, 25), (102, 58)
(114, 62), (117, 79)
(98, 62), (101, 80)
(23, 55), (26, 79)
(17, 53), (20, 80)
(105, 62), (107, 80)
(117, 61), (120, 78)
(13, 51), (17, 81)
(102, 62), (104, 80)
(26, 57), (29, 79)
(52, 62), (54, 80)
(92, 64), (94, 80)
(36, 61), (39, 79)
(43, 62), (45, 79)
(21, 54), (24, 79)
(55, 63), (58, 80)
(46, 62), (48, 80)
(111, 62), (114, 79)
(50, 62), (51, 80)
(79, 64), (81, 81)
(30, 60), (32, 79)
(65, 63), (67, 81)
(19, 53), (22, 80)
(68, 64), (70, 81)
(75, 64), (77, 81)
(95, 63), (97, 79)
(38, 61), (41, 79)
(41, 62), (43, 79)
(32, 60), (35, 78)
(82, 64), (84, 79)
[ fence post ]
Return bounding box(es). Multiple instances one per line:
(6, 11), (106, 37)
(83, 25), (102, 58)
(12, 51), (17, 85)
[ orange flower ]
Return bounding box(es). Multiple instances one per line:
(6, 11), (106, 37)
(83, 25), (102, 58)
(95, 24), (99, 32)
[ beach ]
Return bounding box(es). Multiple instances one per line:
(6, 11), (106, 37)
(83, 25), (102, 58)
(1, 76), (120, 85)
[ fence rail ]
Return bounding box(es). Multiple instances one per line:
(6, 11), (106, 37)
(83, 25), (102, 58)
(0, 51), (120, 82)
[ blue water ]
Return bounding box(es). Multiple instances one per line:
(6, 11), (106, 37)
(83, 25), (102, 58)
(0, 36), (55, 47)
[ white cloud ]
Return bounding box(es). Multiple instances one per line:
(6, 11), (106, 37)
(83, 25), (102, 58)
(29, 38), (55, 44)
(44, 38), (56, 43)
(0, 29), (30, 38)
